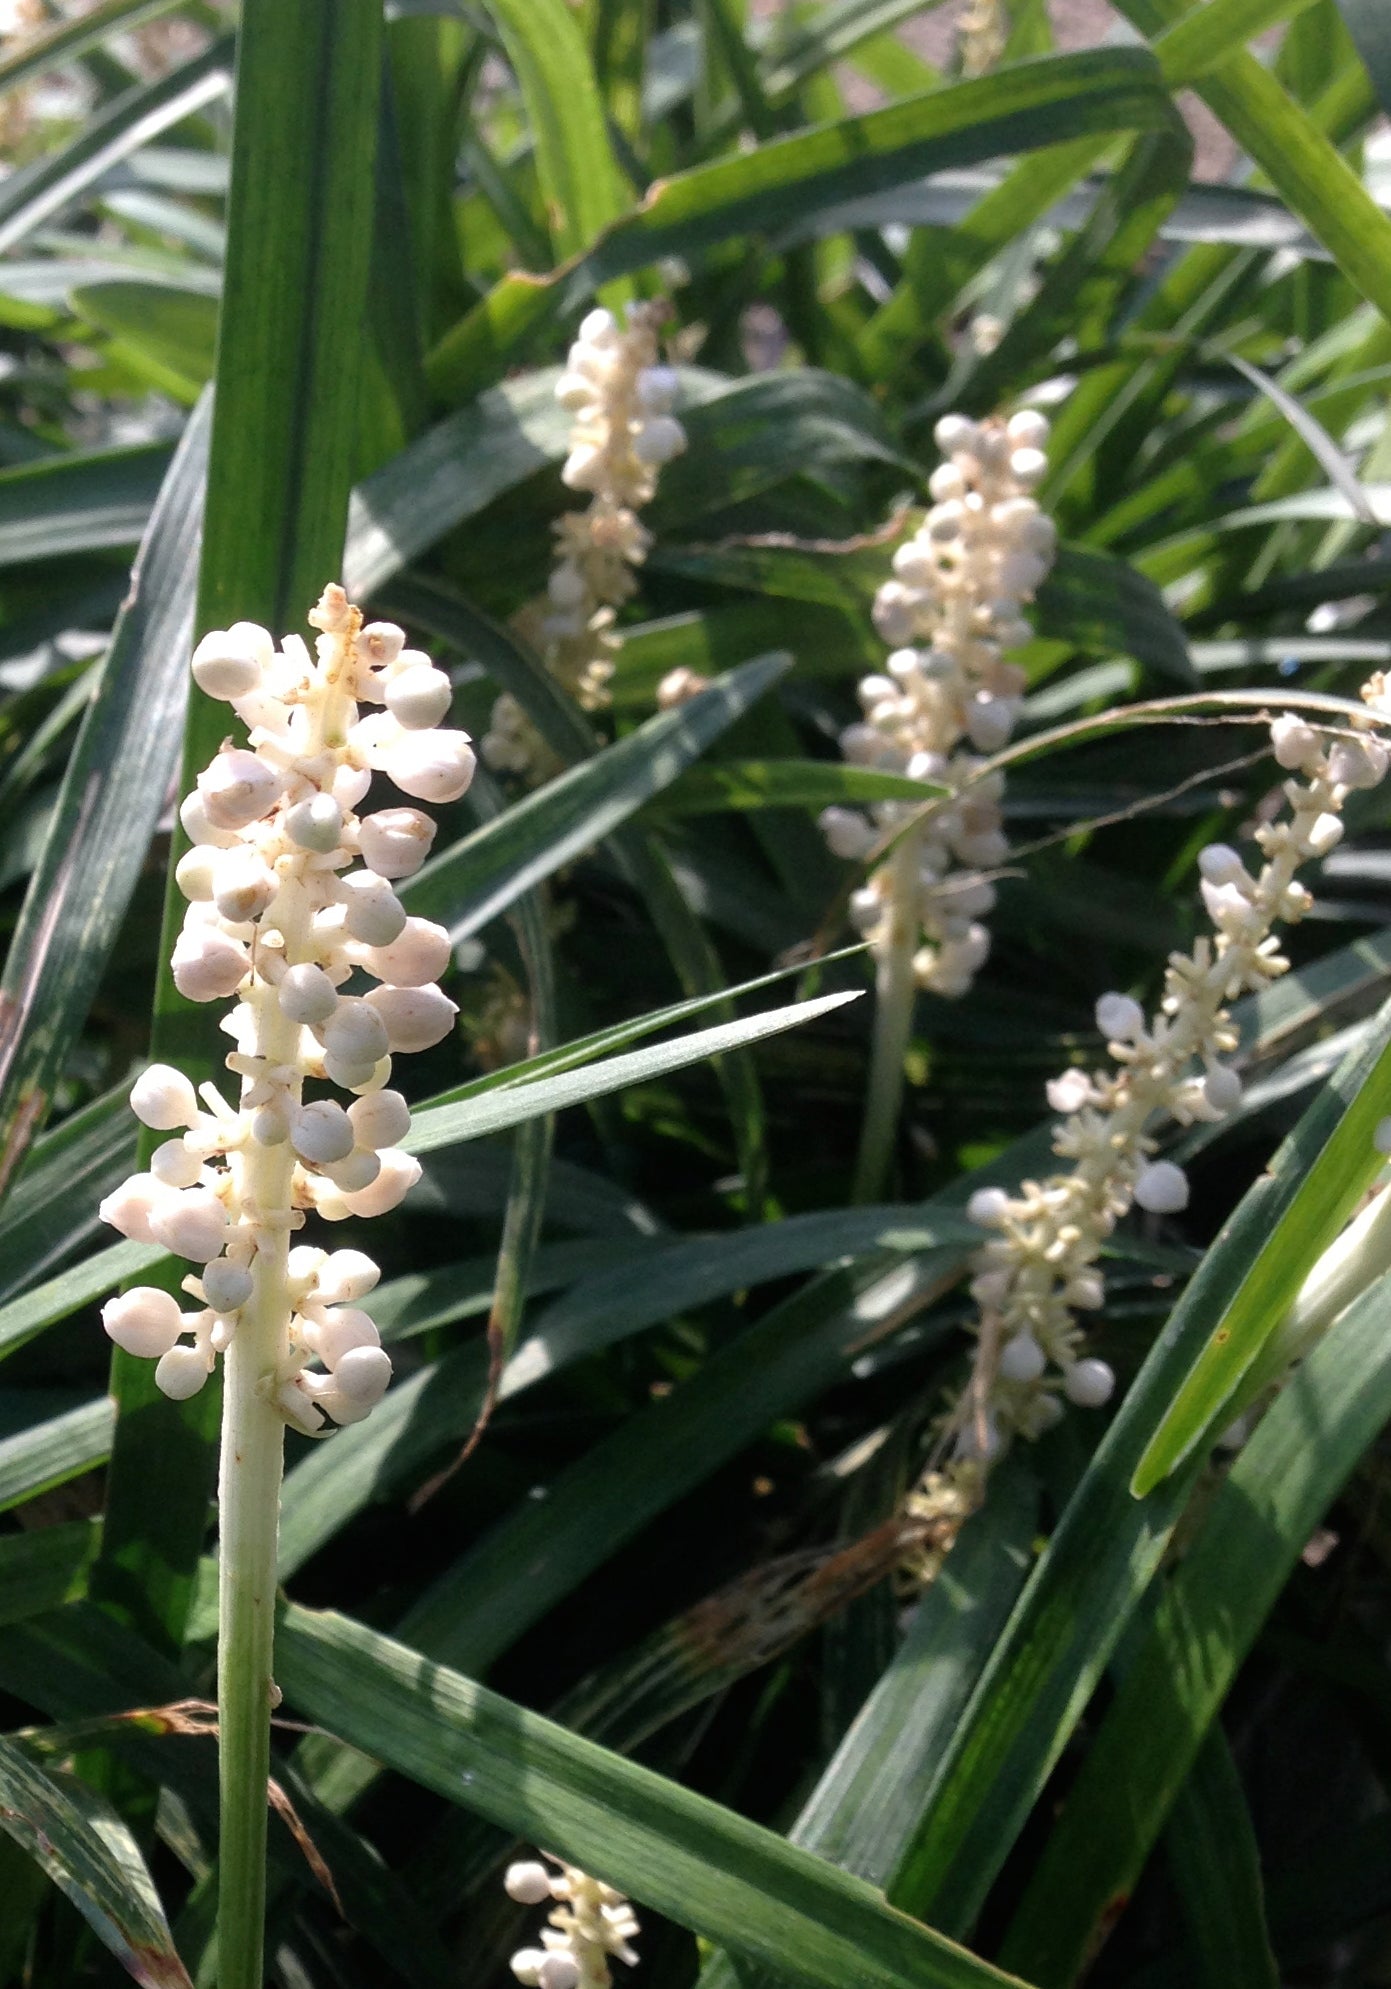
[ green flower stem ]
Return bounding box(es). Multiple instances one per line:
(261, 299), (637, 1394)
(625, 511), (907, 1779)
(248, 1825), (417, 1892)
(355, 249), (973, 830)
(216, 1245), (288, 1989)
(216, 871), (315, 1987)
(852, 830), (922, 1204)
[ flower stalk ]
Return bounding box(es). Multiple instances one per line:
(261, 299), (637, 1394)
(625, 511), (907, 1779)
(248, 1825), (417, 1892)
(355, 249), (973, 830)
(823, 407), (1057, 1199)
(98, 585), (475, 1986)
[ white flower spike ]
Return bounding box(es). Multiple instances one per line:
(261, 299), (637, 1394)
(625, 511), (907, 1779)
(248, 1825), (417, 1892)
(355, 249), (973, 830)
(958, 684), (1391, 1454)
(99, 584), (470, 1432)
(824, 405), (1057, 1004)
(482, 301), (686, 783)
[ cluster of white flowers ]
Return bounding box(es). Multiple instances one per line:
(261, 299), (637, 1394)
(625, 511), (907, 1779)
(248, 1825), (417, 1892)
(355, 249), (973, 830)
(958, 686), (1391, 1457)
(820, 409), (1055, 1000)
(98, 585), (475, 1434)
(505, 1856), (640, 1989)
(482, 302), (686, 781)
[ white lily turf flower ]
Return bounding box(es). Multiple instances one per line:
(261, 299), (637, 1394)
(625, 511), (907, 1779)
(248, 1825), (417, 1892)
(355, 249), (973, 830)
(822, 406), (1057, 1003)
(958, 682), (1391, 1454)
(99, 585), (472, 1434)
(505, 1853), (640, 1989)
(482, 302), (686, 783)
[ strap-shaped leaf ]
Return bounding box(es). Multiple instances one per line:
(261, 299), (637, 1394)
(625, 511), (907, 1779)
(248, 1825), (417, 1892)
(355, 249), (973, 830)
(428, 48), (1184, 394)
(0, 39), (231, 260)
(480, 0), (627, 260)
(0, 1737), (191, 1988)
(274, 1604), (1030, 1989)
(0, 398), (208, 1198)
(1000, 1262), (1391, 1983)
(404, 990), (859, 1152)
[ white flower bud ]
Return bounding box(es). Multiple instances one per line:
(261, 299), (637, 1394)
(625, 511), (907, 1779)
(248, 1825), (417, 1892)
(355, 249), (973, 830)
(291, 1100), (355, 1165)
(340, 870), (409, 944)
(380, 730), (476, 806)
(537, 1956), (581, 1989)
(633, 414), (686, 466)
(510, 1953), (547, 1988)
(322, 1148), (382, 1193)
(322, 998), (390, 1066)
(284, 793), (345, 853)
(333, 762), (372, 811)
(1197, 843), (1246, 886)
(315, 1250), (380, 1306)
(1047, 1069), (1093, 1115)
(99, 1172), (175, 1244)
(252, 1105), (290, 1145)
(1270, 714), (1320, 770)
(333, 1343), (392, 1403)
(1095, 992), (1145, 1042)
(385, 665), (453, 731)
(998, 1332), (1046, 1384)
(197, 749), (281, 831)
(202, 1259), (253, 1312)
(323, 1051), (380, 1092)
(191, 623), (270, 700)
(358, 808), (437, 880)
(965, 695), (1015, 753)
(1304, 812), (1344, 856)
(1329, 737), (1388, 790)
(934, 414), (978, 456)
(149, 1187), (229, 1263)
(131, 1064), (199, 1131)
(1007, 446), (1047, 487)
(348, 1089), (410, 1151)
(819, 807), (876, 861)
(366, 983), (458, 1053)
(341, 1148), (421, 1216)
(1063, 1358), (1115, 1408)
(315, 1306), (380, 1366)
(1203, 1065), (1242, 1114)
(966, 1186), (1010, 1228)
(579, 306), (617, 344)
(1006, 409), (1049, 450)
(1133, 1159), (1189, 1215)
(172, 929), (248, 1003)
(102, 1286), (184, 1358)
(279, 964), (339, 1024)
(151, 1140), (203, 1191)
(155, 1343), (212, 1400)
(365, 918), (451, 989)
(212, 848), (278, 925)
(504, 1862), (555, 1905)
(178, 790), (239, 849)
(175, 845), (220, 902)
(636, 364), (679, 412)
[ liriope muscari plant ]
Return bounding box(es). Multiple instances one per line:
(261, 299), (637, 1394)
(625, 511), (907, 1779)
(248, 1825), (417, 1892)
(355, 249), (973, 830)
(950, 689), (1391, 1466)
(819, 407), (1056, 1199)
(481, 302), (687, 782)
(97, 584), (474, 1981)
(505, 1855), (640, 1989)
